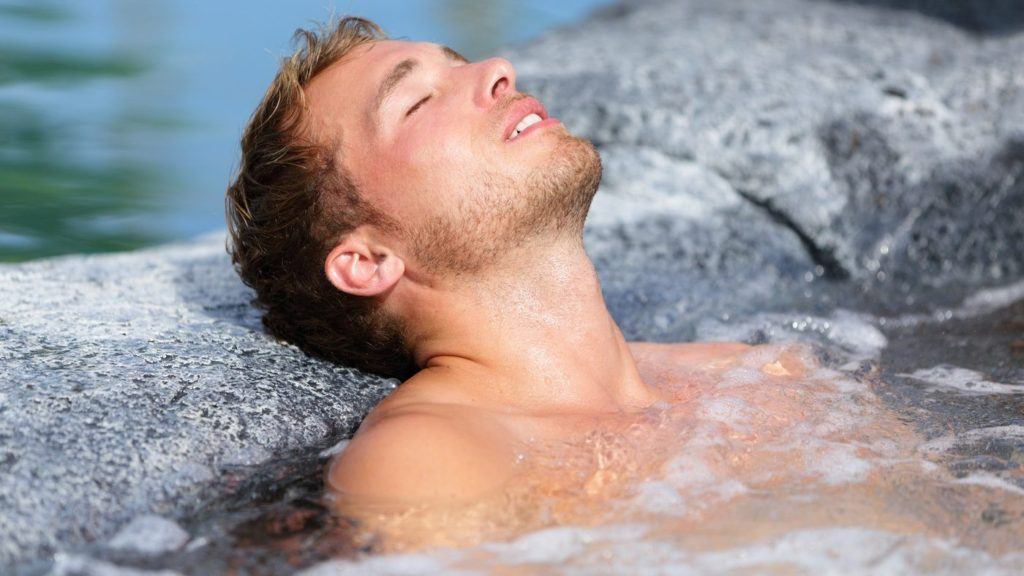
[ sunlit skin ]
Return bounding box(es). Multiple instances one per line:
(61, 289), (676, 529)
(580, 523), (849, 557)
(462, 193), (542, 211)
(303, 40), (809, 531)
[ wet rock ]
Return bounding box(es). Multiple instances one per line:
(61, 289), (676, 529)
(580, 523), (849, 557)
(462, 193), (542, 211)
(516, 0), (1024, 316)
(3, 0), (1024, 571)
(828, 0), (1024, 35)
(0, 239), (396, 568)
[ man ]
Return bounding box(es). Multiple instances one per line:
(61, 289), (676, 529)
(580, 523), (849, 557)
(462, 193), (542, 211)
(226, 17), (801, 544)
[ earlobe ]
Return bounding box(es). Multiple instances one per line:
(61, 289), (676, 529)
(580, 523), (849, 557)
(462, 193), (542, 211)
(324, 237), (404, 297)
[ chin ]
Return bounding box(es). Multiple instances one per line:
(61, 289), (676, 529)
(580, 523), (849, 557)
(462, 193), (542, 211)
(406, 133), (601, 276)
(512, 131), (598, 236)
(539, 133), (602, 230)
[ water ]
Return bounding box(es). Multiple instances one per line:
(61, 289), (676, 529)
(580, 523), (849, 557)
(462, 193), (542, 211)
(54, 283), (1024, 575)
(0, 0), (612, 262)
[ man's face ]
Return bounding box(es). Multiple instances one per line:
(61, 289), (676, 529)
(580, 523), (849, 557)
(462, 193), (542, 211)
(305, 40), (601, 275)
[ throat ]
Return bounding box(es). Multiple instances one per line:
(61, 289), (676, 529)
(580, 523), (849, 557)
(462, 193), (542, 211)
(409, 244), (657, 414)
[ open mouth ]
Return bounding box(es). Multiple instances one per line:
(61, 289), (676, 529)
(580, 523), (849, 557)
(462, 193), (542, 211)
(508, 113), (544, 140)
(503, 97), (559, 142)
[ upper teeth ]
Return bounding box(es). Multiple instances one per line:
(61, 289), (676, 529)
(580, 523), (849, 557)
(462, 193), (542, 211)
(510, 113), (542, 140)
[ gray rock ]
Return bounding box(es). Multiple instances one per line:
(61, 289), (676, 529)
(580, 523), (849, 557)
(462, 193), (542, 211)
(830, 0), (1024, 35)
(514, 0), (1024, 316)
(2, 0), (1023, 570)
(0, 238), (396, 567)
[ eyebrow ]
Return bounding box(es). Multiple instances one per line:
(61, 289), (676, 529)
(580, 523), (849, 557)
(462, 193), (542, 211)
(370, 45), (469, 131)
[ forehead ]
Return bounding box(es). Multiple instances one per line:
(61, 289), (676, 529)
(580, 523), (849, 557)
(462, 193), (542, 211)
(303, 40), (437, 143)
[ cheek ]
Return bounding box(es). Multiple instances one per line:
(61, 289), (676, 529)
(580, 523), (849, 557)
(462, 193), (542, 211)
(397, 123), (481, 185)
(365, 134), (473, 220)
(402, 115), (478, 168)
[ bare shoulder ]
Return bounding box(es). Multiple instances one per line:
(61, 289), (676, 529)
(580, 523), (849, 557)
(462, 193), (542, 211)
(625, 341), (751, 391)
(628, 341), (752, 365)
(628, 341), (827, 391)
(326, 396), (517, 506)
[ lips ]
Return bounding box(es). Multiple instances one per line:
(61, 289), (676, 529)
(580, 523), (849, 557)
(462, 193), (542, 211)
(502, 96), (553, 142)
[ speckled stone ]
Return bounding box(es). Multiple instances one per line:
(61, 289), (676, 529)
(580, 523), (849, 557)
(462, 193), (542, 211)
(521, 0), (1024, 334)
(0, 239), (397, 567)
(2, 0), (1023, 570)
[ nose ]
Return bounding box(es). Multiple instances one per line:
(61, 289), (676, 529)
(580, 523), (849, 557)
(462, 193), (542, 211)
(473, 57), (516, 109)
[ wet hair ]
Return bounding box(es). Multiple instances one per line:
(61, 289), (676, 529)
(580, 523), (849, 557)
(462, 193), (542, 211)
(226, 17), (417, 380)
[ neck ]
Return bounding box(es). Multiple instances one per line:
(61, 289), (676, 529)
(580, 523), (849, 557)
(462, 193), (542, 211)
(398, 236), (657, 414)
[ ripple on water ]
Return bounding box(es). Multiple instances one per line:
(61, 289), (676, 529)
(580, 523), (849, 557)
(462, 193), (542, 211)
(301, 342), (1024, 575)
(64, 292), (1024, 575)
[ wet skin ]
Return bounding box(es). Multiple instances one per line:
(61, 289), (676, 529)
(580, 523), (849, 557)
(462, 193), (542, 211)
(323, 341), (823, 553)
(326, 341), (779, 505)
(321, 337), (1024, 558)
(300, 39), (812, 541)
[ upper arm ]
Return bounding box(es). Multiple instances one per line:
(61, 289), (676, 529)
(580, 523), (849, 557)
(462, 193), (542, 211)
(325, 410), (516, 506)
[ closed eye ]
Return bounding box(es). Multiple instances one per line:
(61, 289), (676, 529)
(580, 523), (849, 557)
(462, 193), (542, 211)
(406, 95), (431, 117)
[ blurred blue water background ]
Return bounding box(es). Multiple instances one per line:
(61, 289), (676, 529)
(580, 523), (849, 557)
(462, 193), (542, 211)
(0, 0), (611, 262)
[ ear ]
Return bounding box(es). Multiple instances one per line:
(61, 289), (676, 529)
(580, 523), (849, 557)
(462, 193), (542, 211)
(324, 232), (405, 297)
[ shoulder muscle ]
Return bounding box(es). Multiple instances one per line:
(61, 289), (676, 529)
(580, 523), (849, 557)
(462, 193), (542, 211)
(326, 410), (515, 505)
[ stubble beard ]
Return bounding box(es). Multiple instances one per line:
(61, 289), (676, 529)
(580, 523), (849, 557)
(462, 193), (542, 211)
(404, 132), (602, 277)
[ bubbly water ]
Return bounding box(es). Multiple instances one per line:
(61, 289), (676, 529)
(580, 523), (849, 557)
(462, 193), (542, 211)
(299, 343), (1023, 574)
(73, 282), (1022, 576)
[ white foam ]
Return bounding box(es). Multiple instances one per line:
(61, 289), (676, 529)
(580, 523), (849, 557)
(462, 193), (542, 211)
(887, 279), (1024, 328)
(631, 479), (686, 514)
(716, 366), (766, 388)
(827, 310), (889, 358)
(483, 524), (648, 566)
(50, 553), (185, 576)
(297, 332), (1022, 576)
(804, 442), (872, 485)
(916, 434), (955, 455)
(683, 528), (1024, 576)
(296, 552), (464, 576)
(918, 426), (1024, 458)
(319, 439), (350, 458)
(899, 365), (1024, 395)
(347, 526), (1024, 576)
(663, 454), (718, 487)
(811, 402), (865, 435)
(960, 280), (1024, 316)
(106, 515), (189, 555)
(696, 396), (756, 429)
(953, 473), (1024, 496)
(695, 309), (887, 361)
(958, 425), (1024, 443)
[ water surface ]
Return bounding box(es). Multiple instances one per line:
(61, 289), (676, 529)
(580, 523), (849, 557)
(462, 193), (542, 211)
(61, 283), (1024, 575)
(0, 0), (611, 261)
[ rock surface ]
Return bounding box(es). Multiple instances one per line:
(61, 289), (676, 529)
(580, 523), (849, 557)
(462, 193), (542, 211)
(2, 0), (1023, 571)
(518, 0), (1024, 340)
(0, 239), (397, 569)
